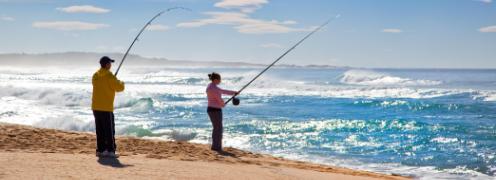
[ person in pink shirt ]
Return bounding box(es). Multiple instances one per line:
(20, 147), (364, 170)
(206, 72), (238, 151)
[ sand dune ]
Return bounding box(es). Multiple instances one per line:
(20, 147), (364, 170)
(0, 123), (410, 179)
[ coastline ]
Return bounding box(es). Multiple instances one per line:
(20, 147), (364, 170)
(0, 123), (410, 179)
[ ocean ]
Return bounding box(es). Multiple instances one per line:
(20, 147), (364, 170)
(1, 65), (495, 179)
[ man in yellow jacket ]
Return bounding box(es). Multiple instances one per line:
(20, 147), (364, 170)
(92, 56), (125, 158)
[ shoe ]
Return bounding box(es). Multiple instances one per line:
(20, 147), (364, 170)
(101, 150), (109, 157)
(107, 152), (119, 158)
(96, 151), (107, 157)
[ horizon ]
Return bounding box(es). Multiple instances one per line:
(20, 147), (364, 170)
(0, 0), (495, 68)
(3, 51), (496, 70)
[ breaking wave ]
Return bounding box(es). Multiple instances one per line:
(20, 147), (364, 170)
(0, 85), (91, 107)
(115, 97), (154, 113)
(340, 70), (442, 86)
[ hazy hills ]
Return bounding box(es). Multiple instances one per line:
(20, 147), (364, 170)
(0, 52), (341, 69)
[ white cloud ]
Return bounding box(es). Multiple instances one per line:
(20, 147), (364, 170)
(177, 12), (311, 34)
(479, 25), (496, 32)
(146, 24), (169, 31)
(260, 43), (282, 48)
(215, 0), (268, 7)
(474, 0), (492, 3)
(32, 21), (110, 31)
(1, 16), (15, 21)
(215, 0), (268, 13)
(176, 1), (313, 34)
(382, 29), (402, 33)
(57, 5), (110, 14)
(282, 20), (297, 25)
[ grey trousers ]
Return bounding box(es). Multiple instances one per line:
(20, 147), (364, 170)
(207, 107), (223, 151)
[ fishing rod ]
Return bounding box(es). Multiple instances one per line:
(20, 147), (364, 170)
(114, 7), (191, 76)
(225, 14), (341, 106)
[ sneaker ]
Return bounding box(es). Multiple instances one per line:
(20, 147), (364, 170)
(101, 150), (109, 157)
(107, 152), (119, 158)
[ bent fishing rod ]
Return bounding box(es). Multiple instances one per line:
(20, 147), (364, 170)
(225, 14), (341, 106)
(114, 7), (191, 76)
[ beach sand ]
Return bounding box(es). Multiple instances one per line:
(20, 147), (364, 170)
(0, 123), (410, 179)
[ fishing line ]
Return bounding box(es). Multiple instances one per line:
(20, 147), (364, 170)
(225, 14), (341, 106)
(114, 7), (191, 76)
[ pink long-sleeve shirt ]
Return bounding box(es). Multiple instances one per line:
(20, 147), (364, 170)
(206, 83), (237, 109)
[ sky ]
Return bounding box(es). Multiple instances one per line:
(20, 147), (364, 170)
(0, 0), (495, 68)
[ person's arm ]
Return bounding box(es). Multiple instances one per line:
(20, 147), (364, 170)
(219, 88), (238, 96)
(109, 74), (125, 92)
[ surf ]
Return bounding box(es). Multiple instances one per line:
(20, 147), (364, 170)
(340, 69), (442, 86)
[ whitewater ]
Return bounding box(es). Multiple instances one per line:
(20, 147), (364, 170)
(1, 66), (495, 179)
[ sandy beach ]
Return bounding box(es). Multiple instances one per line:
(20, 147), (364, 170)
(0, 123), (410, 180)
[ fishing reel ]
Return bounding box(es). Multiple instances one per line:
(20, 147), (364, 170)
(232, 97), (240, 106)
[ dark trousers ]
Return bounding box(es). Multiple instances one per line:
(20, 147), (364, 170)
(207, 107), (223, 151)
(93, 110), (116, 153)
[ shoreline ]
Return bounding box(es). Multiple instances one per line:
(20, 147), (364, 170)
(0, 123), (410, 179)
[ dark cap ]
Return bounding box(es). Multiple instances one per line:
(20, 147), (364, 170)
(99, 56), (115, 66)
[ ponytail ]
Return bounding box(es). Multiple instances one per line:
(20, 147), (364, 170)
(208, 72), (221, 81)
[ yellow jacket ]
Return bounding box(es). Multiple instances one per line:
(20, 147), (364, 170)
(91, 68), (125, 112)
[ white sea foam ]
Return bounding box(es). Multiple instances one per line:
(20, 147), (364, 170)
(0, 94), (95, 131)
(473, 91), (496, 102)
(431, 137), (459, 144)
(33, 115), (95, 132)
(2, 67), (493, 101)
(170, 129), (198, 142)
(380, 100), (408, 107)
(340, 69), (442, 86)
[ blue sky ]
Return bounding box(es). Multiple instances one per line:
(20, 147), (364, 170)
(0, 0), (495, 68)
